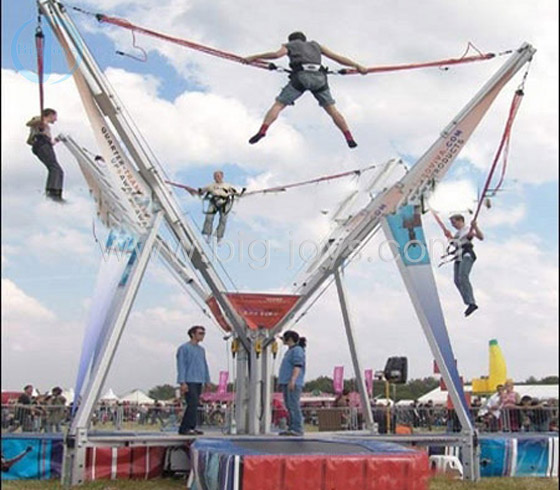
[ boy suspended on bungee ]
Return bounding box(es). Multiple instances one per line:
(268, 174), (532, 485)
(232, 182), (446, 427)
(197, 170), (241, 244)
(26, 108), (66, 203)
(244, 31), (368, 148)
(446, 214), (484, 317)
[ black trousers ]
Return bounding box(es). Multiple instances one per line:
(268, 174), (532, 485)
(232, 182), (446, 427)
(32, 139), (64, 192)
(179, 383), (202, 433)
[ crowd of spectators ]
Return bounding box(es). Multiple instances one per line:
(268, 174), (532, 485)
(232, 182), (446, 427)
(2, 382), (558, 435)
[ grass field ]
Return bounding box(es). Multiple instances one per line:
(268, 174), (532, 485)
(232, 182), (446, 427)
(1, 477), (558, 489)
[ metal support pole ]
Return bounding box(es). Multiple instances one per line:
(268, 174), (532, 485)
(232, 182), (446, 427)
(62, 426), (87, 487)
(247, 335), (261, 434)
(234, 345), (249, 434)
(260, 346), (273, 434)
(334, 268), (375, 431)
(385, 380), (391, 433)
(460, 430), (480, 481)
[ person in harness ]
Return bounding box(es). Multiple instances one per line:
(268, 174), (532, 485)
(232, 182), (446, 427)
(244, 31), (367, 148)
(198, 171), (241, 243)
(446, 214), (484, 317)
(26, 108), (65, 203)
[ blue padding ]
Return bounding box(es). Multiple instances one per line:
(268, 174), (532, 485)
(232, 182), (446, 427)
(1, 436), (64, 480)
(385, 205), (430, 266)
(480, 438), (510, 477)
(516, 438), (549, 477)
(192, 437), (417, 457)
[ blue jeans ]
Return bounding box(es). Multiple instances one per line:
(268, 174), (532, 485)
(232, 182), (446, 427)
(32, 137), (64, 192)
(179, 383), (202, 433)
(202, 203), (229, 240)
(454, 254), (476, 305)
(282, 385), (303, 434)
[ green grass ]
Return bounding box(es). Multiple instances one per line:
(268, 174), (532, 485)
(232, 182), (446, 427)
(430, 476), (558, 489)
(1, 477), (558, 489)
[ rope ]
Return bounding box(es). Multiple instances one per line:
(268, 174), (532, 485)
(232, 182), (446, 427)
(239, 164), (377, 197)
(96, 14), (276, 71)
(471, 88), (525, 225)
(70, 6), (503, 76)
(35, 9), (45, 117)
(116, 30), (147, 62)
(335, 50), (497, 76)
(428, 205), (452, 238)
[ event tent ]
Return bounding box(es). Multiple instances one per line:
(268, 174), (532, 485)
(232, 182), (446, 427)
(100, 388), (119, 403)
(119, 389), (154, 404)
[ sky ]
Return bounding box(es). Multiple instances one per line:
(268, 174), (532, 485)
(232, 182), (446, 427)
(1, 0), (558, 397)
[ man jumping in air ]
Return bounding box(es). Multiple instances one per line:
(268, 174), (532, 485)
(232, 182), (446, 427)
(244, 32), (367, 148)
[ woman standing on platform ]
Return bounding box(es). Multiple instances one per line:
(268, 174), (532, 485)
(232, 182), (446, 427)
(278, 331), (306, 436)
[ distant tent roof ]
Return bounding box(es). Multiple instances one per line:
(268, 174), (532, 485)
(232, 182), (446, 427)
(119, 389), (154, 404)
(372, 397), (394, 406)
(396, 399), (415, 406)
(101, 388), (118, 401)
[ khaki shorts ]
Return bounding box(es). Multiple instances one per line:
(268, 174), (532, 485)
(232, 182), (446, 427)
(276, 71), (335, 107)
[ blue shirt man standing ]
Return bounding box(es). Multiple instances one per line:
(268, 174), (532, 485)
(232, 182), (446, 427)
(278, 330), (307, 436)
(176, 325), (211, 435)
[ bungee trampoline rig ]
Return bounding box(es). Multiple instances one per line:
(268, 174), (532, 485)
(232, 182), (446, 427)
(32, 0), (535, 485)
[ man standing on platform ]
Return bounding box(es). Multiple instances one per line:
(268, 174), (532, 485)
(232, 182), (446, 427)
(176, 325), (211, 435)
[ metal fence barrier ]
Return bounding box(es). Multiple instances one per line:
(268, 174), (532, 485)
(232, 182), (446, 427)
(2, 403), (558, 434)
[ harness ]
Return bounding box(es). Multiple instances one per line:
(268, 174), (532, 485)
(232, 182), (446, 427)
(439, 239), (476, 267)
(289, 63), (329, 93)
(202, 191), (236, 215)
(291, 62), (327, 73)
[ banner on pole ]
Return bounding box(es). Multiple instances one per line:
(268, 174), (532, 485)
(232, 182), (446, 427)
(217, 371), (229, 395)
(364, 369), (373, 396)
(333, 366), (344, 394)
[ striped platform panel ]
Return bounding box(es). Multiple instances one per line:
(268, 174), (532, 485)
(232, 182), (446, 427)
(191, 437), (429, 490)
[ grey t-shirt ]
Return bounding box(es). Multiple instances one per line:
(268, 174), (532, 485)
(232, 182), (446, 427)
(285, 40), (322, 68)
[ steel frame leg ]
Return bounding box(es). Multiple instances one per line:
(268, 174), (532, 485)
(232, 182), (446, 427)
(334, 268), (375, 431)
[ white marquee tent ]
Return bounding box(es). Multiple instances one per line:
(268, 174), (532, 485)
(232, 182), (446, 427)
(119, 389), (154, 404)
(100, 388), (119, 403)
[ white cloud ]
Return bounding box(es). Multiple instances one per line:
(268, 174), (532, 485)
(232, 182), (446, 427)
(1, 278), (56, 325)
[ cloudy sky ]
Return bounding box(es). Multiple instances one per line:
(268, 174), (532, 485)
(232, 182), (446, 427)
(2, 0), (558, 396)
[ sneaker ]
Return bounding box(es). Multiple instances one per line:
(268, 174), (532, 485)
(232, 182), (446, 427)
(278, 431), (292, 436)
(464, 304), (478, 317)
(286, 430), (303, 436)
(194, 429), (204, 435)
(249, 132), (266, 144)
(184, 429), (198, 436)
(347, 139), (358, 149)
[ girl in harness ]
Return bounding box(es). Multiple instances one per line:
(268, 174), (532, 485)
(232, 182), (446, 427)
(26, 108), (65, 202)
(244, 32), (367, 148)
(446, 214), (484, 317)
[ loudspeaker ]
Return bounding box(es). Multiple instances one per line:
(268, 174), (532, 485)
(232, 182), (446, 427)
(383, 357), (408, 384)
